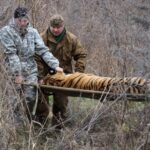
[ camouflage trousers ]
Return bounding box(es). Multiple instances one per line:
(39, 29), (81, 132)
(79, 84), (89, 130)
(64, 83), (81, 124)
(21, 73), (50, 124)
(13, 73), (37, 122)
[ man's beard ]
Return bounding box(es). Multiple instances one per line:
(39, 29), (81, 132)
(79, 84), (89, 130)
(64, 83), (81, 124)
(19, 27), (28, 37)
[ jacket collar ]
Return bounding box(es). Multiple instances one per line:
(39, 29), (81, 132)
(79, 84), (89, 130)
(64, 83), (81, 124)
(47, 28), (68, 49)
(47, 27), (57, 43)
(47, 27), (68, 43)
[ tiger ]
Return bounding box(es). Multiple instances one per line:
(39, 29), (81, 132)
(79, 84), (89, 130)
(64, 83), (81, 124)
(43, 72), (150, 95)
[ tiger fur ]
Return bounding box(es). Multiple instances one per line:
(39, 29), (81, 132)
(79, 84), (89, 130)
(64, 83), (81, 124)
(43, 72), (150, 95)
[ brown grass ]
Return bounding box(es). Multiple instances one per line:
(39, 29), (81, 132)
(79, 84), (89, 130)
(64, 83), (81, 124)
(0, 0), (150, 149)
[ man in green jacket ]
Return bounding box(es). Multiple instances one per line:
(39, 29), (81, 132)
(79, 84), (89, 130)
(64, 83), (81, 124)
(35, 14), (87, 129)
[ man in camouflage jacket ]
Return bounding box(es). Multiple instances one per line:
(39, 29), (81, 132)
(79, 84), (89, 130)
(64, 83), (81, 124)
(35, 14), (87, 128)
(0, 7), (63, 123)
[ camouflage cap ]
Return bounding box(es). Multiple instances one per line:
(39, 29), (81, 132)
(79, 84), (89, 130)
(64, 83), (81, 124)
(50, 14), (64, 27)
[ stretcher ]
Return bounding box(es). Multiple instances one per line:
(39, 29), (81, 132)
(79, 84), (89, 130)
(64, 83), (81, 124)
(22, 83), (150, 102)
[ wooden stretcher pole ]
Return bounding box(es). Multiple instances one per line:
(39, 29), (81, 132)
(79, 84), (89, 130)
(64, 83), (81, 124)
(21, 82), (150, 102)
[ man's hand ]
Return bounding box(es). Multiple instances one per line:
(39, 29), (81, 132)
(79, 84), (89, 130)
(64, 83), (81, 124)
(55, 66), (63, 73)
(39, 79), (44, 84)
(15, 75), (24, 84)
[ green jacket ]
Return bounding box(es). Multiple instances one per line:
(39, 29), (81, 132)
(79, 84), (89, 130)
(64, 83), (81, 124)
(35, 28), (87, 79)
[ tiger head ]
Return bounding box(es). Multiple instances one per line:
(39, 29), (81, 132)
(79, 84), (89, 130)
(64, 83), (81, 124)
(43, 72), (66, 86)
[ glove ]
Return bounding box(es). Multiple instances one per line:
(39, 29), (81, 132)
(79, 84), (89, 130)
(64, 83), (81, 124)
(49, 67), (57, 75)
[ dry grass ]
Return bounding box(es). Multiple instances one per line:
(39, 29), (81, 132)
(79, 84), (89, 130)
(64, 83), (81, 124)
(0, 0), (150, 149)
(0, 68), (149, 149)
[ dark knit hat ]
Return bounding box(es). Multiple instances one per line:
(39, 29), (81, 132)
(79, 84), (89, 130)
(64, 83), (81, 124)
(14, 7), (28, 18)
(50, 14), (64, 27)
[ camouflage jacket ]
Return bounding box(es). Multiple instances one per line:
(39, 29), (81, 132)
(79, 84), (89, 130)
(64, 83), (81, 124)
(0, 22), (59, 77)
(35, 28), (87, 79)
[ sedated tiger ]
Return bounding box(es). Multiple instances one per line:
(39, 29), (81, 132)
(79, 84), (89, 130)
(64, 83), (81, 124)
(43, 72), (150, 95)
